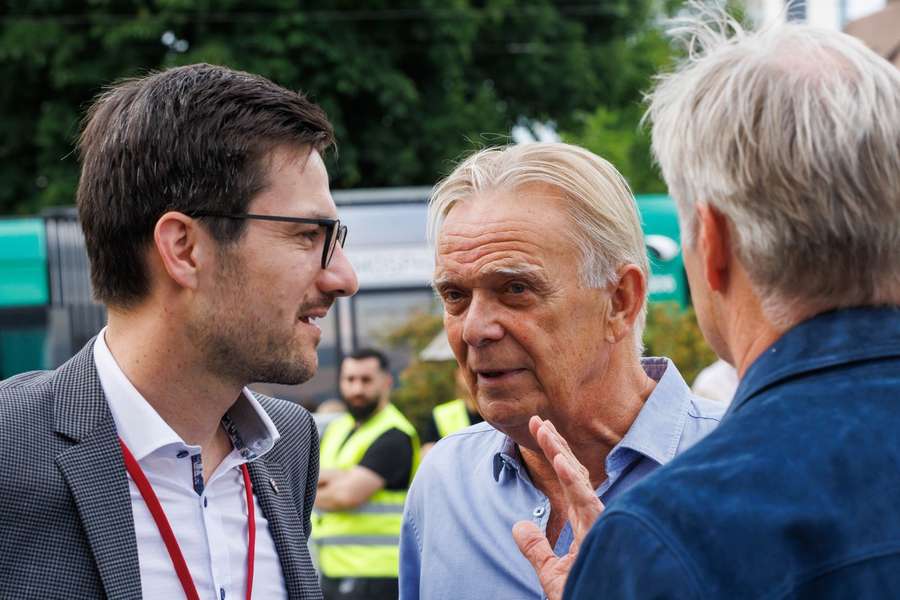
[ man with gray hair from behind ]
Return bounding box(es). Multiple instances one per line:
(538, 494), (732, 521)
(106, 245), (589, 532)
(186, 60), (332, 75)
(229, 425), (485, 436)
(398, 142), (725, 599)
(515, 5), (900, 600)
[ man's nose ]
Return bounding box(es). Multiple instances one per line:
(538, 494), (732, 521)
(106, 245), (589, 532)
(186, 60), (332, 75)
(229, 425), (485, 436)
(461, 293), (504, 348)
(319, 243), (359, 297)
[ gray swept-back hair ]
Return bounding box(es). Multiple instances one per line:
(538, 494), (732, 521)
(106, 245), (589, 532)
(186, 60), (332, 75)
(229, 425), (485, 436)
(428, 142), (650, 353)
(645, 4), (900, 327)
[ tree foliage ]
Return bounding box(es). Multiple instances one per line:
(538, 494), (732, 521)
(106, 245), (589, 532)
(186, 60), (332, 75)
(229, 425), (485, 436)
(382, 311), (455, 435)
(1, 0), (678, 214)
(643, 302), (717, 385)
(561, 26), (675, 194)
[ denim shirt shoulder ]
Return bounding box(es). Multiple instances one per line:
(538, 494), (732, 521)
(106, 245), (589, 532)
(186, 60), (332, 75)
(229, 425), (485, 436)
(573, 307), (900, 599)
(729, 306), (900, 415)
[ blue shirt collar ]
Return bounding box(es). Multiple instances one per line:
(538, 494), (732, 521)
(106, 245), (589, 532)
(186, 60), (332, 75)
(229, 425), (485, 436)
(728, 306), (900, 417)
(610, 357), (691, 468)
(491, 357), (692, 481)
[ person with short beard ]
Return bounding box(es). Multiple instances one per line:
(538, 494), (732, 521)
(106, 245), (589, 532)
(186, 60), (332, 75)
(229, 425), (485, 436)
(313, 348), (420, 600)
(0, 64), (358, 600)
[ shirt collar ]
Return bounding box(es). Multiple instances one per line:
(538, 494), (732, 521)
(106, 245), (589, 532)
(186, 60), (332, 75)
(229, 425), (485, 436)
(93, 328), (280, 462)
(492, 434), (521, 481)
(609, 357), (692, 468)
(490, 357), (692, 481)
(728, 307), (900, 417)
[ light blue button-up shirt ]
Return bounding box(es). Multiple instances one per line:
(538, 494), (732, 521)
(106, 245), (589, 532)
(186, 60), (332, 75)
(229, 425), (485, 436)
(399, 357), (725, 600)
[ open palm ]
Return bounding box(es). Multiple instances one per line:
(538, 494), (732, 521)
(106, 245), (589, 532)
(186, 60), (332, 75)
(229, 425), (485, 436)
(513, 417), (605, 600)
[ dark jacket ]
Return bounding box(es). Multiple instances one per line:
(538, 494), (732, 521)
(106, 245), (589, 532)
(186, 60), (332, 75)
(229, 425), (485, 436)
(566, 307), (900, 599)
(0, 339), (323, 599)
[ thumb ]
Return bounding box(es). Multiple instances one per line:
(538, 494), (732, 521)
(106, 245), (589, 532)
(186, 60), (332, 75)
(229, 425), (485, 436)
(513, 520), (556, 574)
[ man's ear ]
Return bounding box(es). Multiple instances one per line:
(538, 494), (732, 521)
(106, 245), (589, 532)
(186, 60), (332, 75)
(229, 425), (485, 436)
(696, 203), (731, 293)
(153, 212), (206, 291)
(605, 264), (647, 344)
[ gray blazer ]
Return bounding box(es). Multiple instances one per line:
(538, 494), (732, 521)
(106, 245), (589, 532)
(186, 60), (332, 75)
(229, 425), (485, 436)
(0, 339), (323, 600)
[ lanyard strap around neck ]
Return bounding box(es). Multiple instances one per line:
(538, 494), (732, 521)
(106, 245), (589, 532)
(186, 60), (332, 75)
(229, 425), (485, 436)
(119, 438), (256, 600)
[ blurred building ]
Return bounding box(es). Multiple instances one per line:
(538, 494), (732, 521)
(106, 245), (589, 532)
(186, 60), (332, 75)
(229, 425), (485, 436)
(743, 0), (887, 28)
(844, 0), (900, 68)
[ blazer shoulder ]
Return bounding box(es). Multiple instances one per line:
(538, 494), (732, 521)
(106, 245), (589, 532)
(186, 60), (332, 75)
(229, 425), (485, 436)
(0, 369), (55, 419)
(253, 393), (316, 447)
(0, 368), (55, 395)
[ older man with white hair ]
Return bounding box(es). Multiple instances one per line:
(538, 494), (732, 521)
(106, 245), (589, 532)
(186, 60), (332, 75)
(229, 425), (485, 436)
(398, 142), (725, 599)
(514, 8), (900, 600)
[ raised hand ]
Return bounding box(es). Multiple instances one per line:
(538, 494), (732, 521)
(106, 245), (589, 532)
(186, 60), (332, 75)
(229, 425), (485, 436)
(513, 416), (605, 600)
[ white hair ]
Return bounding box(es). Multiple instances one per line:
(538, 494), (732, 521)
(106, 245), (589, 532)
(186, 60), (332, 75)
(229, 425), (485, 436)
(428, 142), (650, 354)
(645, 4), (900, 327)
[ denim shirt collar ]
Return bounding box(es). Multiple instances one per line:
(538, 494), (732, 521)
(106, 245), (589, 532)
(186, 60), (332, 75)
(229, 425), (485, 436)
(491, 357), (692, 481)
(728, 306), (900, 417)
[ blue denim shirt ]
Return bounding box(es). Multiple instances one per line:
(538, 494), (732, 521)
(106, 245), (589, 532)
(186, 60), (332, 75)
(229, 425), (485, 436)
(399, 358), (724, 600)
(566, 307), (900, 600)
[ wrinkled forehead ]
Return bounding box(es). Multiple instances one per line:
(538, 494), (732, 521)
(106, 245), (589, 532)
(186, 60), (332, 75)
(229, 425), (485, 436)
(433, 191), (576, 288)
(436, 185), (571, 248)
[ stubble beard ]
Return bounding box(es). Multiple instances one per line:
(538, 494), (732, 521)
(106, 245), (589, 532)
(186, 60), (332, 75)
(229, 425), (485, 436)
(190, 250), (319, 387)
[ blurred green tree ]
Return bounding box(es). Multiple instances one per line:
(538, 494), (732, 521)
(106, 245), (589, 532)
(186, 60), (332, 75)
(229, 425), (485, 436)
(561, 26), (675, 194)
(382, 311), (453, 435)
(643, 302), (718, 385)
(0, 0), (679, 214)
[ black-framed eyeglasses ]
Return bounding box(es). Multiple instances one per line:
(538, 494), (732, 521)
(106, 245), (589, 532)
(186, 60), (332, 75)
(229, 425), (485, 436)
(188, 210), (348, 269)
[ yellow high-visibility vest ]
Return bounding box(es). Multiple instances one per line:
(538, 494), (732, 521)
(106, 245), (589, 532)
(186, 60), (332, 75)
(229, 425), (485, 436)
(433, 398), (472, 438)
(312, 403), (420, 578)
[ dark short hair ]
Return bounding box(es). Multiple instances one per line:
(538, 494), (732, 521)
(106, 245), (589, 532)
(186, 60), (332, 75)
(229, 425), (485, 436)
(344, 348), (390, 373)
(76, 63), (334, 307)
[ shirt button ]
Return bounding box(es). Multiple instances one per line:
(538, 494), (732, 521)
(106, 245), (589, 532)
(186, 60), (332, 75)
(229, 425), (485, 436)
(533, 506), (545, 518)
(176, 450), (189, 458)
(203, 497), (208, 508)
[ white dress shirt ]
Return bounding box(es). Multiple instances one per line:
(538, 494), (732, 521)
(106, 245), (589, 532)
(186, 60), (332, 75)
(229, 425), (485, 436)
(94, 329), (288, 600)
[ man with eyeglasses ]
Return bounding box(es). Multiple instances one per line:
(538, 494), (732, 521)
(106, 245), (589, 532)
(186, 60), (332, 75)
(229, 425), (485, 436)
(0, 64), (357, 600)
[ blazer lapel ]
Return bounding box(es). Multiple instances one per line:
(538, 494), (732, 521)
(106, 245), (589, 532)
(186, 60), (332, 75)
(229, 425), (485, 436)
(53, 341), (142, 600)
(250, 457), (317, 600)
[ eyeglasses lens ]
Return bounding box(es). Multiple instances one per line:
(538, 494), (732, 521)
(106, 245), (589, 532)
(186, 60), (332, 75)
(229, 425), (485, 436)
(325, 222), (347, 268)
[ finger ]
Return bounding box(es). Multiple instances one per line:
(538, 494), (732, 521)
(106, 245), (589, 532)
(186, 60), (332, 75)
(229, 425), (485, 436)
(544, 419), (575, 455)
(552, 453), (604, 543)
(540, 421), (593, 493)
(535, 423), (583, 487)
(540, 420), (583, 473)
(513, 520), (557, 574)
(535, 422), (565, 465)
(529, 415), (543, 439)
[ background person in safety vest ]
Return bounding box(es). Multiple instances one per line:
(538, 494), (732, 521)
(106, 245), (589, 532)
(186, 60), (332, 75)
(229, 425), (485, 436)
(421, 367), (483, 453)
(313, 347), (420, 600)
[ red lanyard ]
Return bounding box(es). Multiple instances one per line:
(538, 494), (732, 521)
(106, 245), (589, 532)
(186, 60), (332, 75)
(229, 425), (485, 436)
(119, 438), (256, 600)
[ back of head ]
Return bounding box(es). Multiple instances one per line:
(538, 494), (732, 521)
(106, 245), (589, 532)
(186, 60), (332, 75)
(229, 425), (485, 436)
(77, 63), (334, 309)
(428, 142), (650, 344)
(646, 4), (900, 326)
